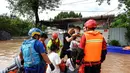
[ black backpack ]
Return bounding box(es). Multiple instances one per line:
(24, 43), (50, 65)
(70, 47), (84, 67)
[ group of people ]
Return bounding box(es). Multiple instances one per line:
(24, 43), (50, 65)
(17, 19), (107, 73)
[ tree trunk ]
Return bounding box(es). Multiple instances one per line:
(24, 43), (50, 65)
(32, 0), (39, 27)
(34, 9), (39, 27)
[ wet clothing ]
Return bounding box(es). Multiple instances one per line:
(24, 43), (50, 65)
(60, 33), (72, 58)
(21, 38), (46, 73)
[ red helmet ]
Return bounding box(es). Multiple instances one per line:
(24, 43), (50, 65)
(52, 32), (58, 39)
(84, 19), (97, 28)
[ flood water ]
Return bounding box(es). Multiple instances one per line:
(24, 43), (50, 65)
(0, 39), (23, 70)
(0, 39), (130, 73)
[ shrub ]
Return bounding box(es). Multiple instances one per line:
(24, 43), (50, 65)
(125, 27), (130, 45)
(109, 40), (121, 46)
(0, 15), (34, 36)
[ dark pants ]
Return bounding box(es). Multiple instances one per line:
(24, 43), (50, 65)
(60, 49), (72, 58)
(24, 63), (45, 73)
(84, 64), (101, 73)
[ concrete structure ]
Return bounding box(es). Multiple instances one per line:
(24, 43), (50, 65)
(41, 15), (129, 46)
(40, 14), (115, 29)
(109, 28), (128, 46)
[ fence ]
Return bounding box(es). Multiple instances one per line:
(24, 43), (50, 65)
(108, 28), (127, 46)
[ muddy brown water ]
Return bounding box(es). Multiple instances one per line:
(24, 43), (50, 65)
(0, 39), (23, 70)
(0, 39), (130, 73)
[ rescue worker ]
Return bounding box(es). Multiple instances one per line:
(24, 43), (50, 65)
(47, 32), (62, 54)
(19, 28), (55, 73)
(39, 32), (48, 73)
(79, 19), (107, 73)
(39, 32), (48, 52)
(60, 26), (79, 58)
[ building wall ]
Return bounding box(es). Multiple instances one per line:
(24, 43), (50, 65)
(108, 28), (127, 46)
(96, 28), (128, 46)
(96, 29), (109, 42)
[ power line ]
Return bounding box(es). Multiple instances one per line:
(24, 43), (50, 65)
(116, 9), (125, 15)
(104, 8), (118, 14)
(104, 8), (124, 15)
(62, 2), (96, 6)
(61, 0), (96, 5)
(53, 9), (122, 12)
(62, 0), (86, 5)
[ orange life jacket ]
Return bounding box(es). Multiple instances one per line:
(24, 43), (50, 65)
(78, 64), (85, 73)
(84, 31), (103, 62)
(8, 69), (18, 73)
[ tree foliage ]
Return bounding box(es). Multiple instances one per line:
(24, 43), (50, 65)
(54, 11), (82, 20)
(99, 0), (130, 44)
(111, 13), (128, 27)
(7, 0), (60, 27)
(96, 0), (123, 5)
(0, 14), (33, 36)
(110, 13), (130, 43)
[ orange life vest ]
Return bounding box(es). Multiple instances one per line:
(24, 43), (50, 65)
(8, 69), (18, 73)
(84, 31), (103, 62)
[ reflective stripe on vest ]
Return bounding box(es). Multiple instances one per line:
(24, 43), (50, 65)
(84, 31), (103, 62)
(86, 39), (103, 43)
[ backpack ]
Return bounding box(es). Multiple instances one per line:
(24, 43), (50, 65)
(71, 47), (84, 65)
(21, 39), (41, 67)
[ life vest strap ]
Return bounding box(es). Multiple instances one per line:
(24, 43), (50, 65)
(83, 61), (101, 67)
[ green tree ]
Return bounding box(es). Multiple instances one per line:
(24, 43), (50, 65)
(7, 0), (60, 27)
(98, 0), (130, 44)
(111, 13), (128, 28)
(110, 13), (130, 44)
(96, 0), (129, 9)
(0, 15), (11, 31)
(54, 11), (82, 20)
(0, 14), (33, 36)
